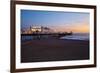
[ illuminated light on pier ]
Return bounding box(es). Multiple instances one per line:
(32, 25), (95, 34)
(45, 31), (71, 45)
(31, 26), (42, 33)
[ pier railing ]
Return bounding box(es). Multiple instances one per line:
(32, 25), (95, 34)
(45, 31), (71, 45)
(21, 32), (72, 39)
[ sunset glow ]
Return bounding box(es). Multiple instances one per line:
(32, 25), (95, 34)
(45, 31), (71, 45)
(21, 10), (90, 33)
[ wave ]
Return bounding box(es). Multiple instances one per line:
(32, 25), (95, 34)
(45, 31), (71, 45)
(60, 33), (89, 40)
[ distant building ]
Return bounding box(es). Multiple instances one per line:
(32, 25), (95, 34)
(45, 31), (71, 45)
(30, 26), (42, 33)
(30, 26), (52, 33)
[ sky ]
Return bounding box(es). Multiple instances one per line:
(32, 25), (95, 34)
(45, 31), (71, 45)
(21, 10), (90, 33)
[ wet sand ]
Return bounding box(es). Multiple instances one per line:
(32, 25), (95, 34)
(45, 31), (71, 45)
(21, 39), (89, 63)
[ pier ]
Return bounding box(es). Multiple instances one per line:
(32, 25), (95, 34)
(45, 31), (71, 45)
(21, 26), (72, 39)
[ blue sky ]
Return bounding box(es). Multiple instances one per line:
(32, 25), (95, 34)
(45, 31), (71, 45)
(21, 10), (90, 33)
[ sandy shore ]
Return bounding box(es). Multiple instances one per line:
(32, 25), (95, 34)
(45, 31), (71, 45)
(21, 39), (89, 63)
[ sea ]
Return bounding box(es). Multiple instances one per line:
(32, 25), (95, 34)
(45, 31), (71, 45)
(61, 33), (89, 41)
(21, 33), (89, 41)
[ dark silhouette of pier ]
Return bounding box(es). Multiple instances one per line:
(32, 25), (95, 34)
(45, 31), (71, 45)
(21, 32), (72, 39)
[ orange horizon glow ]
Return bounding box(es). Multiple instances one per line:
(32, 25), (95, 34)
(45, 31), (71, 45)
(51, 23), (89, 33)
